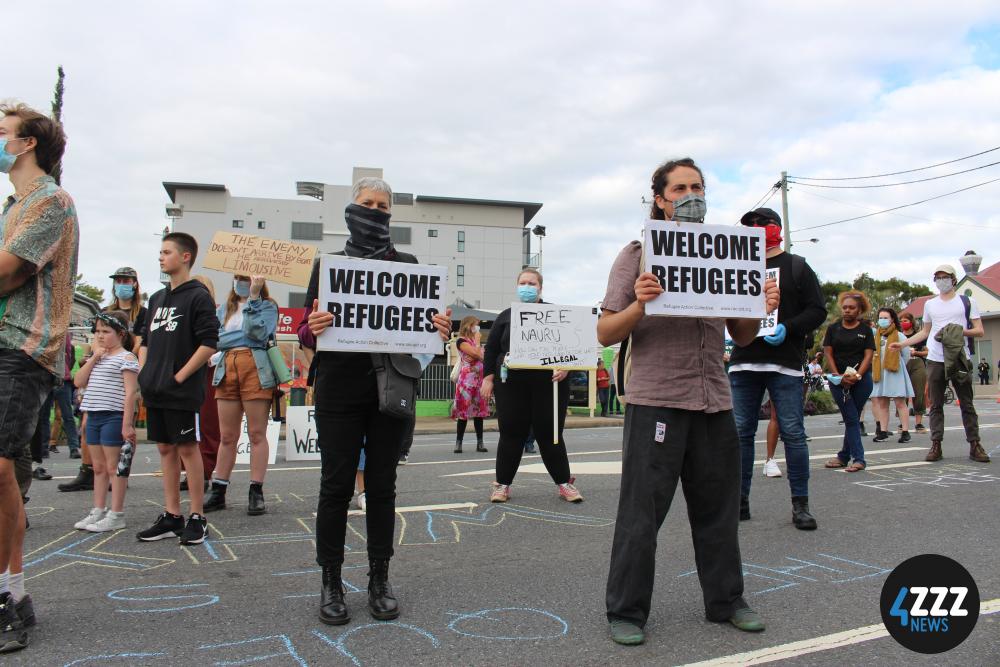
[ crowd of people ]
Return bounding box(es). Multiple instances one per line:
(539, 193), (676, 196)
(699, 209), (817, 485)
(0, 102), (993, 655)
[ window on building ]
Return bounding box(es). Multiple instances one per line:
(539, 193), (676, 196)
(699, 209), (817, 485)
(393, 192), (414, 206)
(257, 220), (266, 229)
(291, 222), (323, 241)
(457, 264), (465, 287)
(288, 291), (308, 308)
(390, 226), (412, 245)
(457, 230), (465, 252)
(428, 229), (438, 238)
(232, 219), (244, 229)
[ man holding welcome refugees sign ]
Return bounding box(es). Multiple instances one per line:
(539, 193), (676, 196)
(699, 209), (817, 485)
(296, 177), (452, 628)
(598, 159), (779, 647)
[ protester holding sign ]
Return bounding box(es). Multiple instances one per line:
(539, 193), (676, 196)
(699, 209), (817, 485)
(298, 177), (451, 627)
(202, 275), (279, 516)
(451, 317), (489, 454)
(728, 207), (826, 530)
(599, 158), (779, 646)
(481, 269), (582, 505)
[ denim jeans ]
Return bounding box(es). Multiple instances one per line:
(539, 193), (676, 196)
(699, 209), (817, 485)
(730, 371), (811, 498)
(51, 382), (80, 452)
(829, 371), (873, 466)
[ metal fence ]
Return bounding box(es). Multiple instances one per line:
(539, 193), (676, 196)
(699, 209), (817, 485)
(420, 360), (455, 401)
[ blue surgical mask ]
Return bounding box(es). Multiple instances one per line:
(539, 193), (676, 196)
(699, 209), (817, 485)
(517, 285), (538, 303)
(0, 138), (28, 174)
(114, 284), (136, 301)
(234, 280), (251, 298)
(877, 318), (891, 329)
(671, 193), (707, 223)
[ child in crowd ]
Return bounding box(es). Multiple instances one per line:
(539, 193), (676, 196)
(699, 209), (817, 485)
(72, 312), (139, 532)
(136, 233), (220, 545)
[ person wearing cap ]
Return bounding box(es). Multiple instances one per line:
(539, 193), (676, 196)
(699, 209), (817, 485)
(727, 208), (826, 530)
(107, 267), (146, 344)
(890, 264), (990, 463)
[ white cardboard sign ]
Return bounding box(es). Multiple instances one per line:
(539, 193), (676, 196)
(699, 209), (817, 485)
(757, 267), (780, 337)
(284, 406), (321, 461)
(642, 221), (766, 319)
(507, 303), (600, 370)
(234, 418), (281, 465)
(317, 255), (447, 355)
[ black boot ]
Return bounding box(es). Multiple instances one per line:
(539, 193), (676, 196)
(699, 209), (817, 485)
(791, 496), (817, 530)
(454, 438), (463, 454)
(739, 496), (750, 521)
(476, 438), (487, 453)
(58, 464), (94, 492)
(203, 482), (227, 513)
(319, 565), (350, 625)
(367, 558), (400, 620)
(247, 483), (266, 516)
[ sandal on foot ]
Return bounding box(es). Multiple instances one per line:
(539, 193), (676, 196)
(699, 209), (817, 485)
(824, 458), (847, 468)
(845, 462), (866, 472)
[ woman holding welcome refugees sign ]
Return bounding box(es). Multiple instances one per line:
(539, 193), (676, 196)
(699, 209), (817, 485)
(297, 178), (452, 627)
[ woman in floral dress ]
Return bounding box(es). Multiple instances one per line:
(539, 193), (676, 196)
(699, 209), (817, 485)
(452, 316), (489, 454)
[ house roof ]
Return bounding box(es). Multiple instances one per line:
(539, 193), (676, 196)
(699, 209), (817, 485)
(901, 294), (934, 319)
(416, 195), (543, 226)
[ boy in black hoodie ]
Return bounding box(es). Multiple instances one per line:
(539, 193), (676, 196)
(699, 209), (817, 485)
(136, 233), (219, 545)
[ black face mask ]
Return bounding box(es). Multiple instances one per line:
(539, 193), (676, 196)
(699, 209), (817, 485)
(344, 203), (393, 259)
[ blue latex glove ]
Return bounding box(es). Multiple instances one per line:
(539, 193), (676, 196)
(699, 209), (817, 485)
(826, 374), (842, 386)
(763, 323), (786, 346)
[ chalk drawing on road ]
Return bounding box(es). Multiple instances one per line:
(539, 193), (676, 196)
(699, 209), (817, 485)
(313, 623), (440, 667)
(64, 652), (168, 666)
(181, 522), (319, 565)
(397, 503), (614, 546)
(274, 564), (369, 599)
(107, 583), (219, 613)
(198, 634), (309, 667)
(24, 530), (174, 581)
(852, 468), (1000, 492)
(679, 553), (891, 596)
(444, 460), (622, 477)
(446, 607), (569, 640)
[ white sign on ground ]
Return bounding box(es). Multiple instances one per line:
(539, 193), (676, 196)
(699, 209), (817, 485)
(643, 221), (767, 318)
(317, 255), (447, 355)
(285, 406), (321, 461)
(507, 303), (599, 370)
(234, 418), (281, 465)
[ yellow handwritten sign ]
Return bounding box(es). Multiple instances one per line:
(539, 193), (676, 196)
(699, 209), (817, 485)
(202, 232), (317, 287)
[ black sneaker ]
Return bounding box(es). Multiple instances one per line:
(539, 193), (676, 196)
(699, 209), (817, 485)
(31, 467), (52, 481)
(398, 452), (409, 465)
(179, 514), (209, 545)
(914, 423), (927, 433)
(898, 431), (911, 443)
(0, 592), (28, 654)
(14, 595), (34, 628)
(136, 512), (184, 542)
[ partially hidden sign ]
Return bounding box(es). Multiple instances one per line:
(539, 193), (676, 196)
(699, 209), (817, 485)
(203, 232), (317, 287)
(316, 255), (447, 355)
(234, 418), (280, 465)
(277, 307), (307, 336)
(757, 267), (780, 337)
(643, 221), (766, 318)
(507, 303), (599, 370)
(285, 406), (320, 461)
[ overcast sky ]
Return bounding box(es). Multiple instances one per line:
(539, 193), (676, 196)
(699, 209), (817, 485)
(6, 1), (1000, 308)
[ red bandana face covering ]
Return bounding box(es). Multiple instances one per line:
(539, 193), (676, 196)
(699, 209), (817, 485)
(764, 224), (783, 249)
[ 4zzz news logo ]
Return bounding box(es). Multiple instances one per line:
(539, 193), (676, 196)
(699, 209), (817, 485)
(880, 554), (980, 654)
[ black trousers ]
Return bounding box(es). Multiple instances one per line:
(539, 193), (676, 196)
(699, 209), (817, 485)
(494, 371), (570, 486)
(606, 404), (746, 627)
(313, 370), (407, 566)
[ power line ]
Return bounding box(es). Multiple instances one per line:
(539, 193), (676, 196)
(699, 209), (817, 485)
(794, 176), (1000, 232)
(789, 145), (1000, 181)
(788, 159), (1000, 189)
(747, 183), (780, 212)
(793, 188), (1000, 230)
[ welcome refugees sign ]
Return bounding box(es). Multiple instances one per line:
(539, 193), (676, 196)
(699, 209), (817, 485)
(317, 255), (448, 355)
(642, 221), (767, 318)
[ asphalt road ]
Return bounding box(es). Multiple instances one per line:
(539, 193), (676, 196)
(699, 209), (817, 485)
(11, 402), (1000, 666)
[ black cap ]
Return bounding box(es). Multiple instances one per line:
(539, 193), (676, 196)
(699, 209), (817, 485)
(740, 207), (782, 227)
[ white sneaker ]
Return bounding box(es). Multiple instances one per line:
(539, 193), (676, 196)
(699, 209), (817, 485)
(357, 492), (367, 512)
(86, 511), (126, 532)
(763, 459), (783, 478)
(75, 507), (106, 530)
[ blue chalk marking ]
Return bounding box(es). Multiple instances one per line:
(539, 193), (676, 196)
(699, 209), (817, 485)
(108, 584), (219, 613)
(421, 505), (611, 544)
(312, 623), (439, 667)
(64, 652), (167, 666)
(203, 539), (220, 560)
(446, 607), (569, 640)
(198, 634), (307, 667)
(272, 568), (322, 577)
(24, 534), (100, 567)
(425, 511), (437, 542)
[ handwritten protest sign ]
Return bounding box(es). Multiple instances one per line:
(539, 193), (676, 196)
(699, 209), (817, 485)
(234, 418), (281, 465)
(757, 267), (780, 336)
(203, 232), (317, 287)
(285, 406), (320, 461)
(317, 255), (447, 355)
(643, 221), (766, 318)
(507, 303), (599, 370)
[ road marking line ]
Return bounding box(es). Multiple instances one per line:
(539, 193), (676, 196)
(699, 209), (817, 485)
(838, 461), (933, 472)
(348, 501), (477, 517)
(757, 421), (999, 445)
(759, 447), (924, 466)
(680, 598), (1000, 666)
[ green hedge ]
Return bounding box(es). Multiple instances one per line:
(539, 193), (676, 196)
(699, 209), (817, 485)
(806, 390), (838, 415)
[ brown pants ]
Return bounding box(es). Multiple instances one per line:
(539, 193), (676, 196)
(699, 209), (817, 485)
(906, 357), (927, 415)
(926, 360), (979, 444)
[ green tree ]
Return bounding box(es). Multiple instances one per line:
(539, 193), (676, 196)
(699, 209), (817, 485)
(50, 66), (65, 185)
(74, 273), (103, 303)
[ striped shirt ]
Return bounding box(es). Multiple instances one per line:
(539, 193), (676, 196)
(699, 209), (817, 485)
(0, 175), (80, 375)
(80, 350), (139, 413)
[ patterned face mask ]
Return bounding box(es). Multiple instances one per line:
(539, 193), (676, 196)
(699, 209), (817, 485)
(671, 193), (707, 223)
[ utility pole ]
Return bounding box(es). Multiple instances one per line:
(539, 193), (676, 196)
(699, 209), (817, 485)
(780, 171), (791, 252)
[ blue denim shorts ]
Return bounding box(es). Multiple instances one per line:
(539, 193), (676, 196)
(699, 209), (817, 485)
(85, 411), (125, 446)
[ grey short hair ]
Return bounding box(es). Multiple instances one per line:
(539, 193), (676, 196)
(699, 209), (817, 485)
(352, 177), (393, 203)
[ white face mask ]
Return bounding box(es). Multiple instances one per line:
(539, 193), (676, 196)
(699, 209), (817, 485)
(934, 277), (954, 294)
(472, 326), (480, 333)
